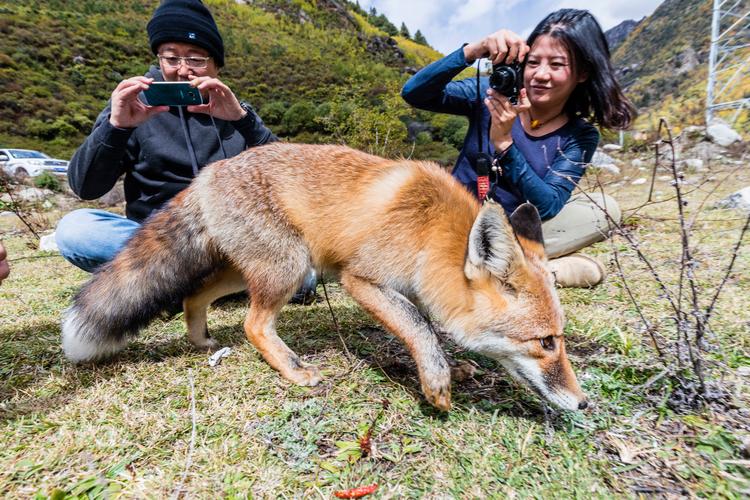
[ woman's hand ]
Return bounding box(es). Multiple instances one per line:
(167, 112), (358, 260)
(109, 77), (169, 129)
(186, 76), (246, 122)
(485, 88), (531, 150)
(464, 29), (530, 65)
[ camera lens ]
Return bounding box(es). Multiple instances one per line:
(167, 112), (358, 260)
(489, 66), (518, 96)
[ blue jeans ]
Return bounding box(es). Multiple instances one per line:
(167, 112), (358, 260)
(56, 209), (140, 272)
(55, 209), (318, 298)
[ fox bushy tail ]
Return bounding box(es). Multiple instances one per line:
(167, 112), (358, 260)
(62, 193), (221, 362)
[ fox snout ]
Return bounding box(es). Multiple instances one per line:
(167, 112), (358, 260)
(498, 336), (587, 411)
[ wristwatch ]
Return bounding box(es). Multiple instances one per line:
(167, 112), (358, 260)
(233, 101), (256, 126)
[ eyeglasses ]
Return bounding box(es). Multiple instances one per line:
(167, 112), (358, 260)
(158, 55), (211, 69)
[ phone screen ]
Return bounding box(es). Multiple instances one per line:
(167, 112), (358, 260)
(142, 82), (203, 107)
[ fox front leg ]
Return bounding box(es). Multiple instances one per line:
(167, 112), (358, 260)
(341, 272), (452, 411)
(243, 302), (322, 386)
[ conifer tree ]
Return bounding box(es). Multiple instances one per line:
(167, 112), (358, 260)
(414, 29), (428, 46)
(399, 22), (410, 38)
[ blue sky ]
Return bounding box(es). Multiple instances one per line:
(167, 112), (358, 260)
(356, 0), (664, 54)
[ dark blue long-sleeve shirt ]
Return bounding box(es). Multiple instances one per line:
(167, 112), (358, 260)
(401, 46), (600, 220)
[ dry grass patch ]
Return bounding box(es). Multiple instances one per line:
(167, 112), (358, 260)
(0, 153), (749, 497)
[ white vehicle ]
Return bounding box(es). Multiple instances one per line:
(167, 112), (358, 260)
(0, 148), (69, 179)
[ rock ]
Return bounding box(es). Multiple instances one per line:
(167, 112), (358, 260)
(715, 187), (750, 211)
(631, 178), (647, 185)
(590, 151), (620, 174)
(681, 158), (705, 171)
(39, 232), (59, 252)
(658, 175), (673, 181)
(707, 122), (742, 147)
(681, 125), (705, 139)
(602, 144), (622, 152)
(676, 47), (699, 74)
(742, 437), (750, 459)
(683, 141), (727, 162)
(16, 187), (53, 202)
(632, 159), (647, 169)
(592, 151), (619, 165)
(595, 163), (621, 175)
(0, 211), (15, 217)
(406, 120), (432, 142)
(97, 182), (125, 207)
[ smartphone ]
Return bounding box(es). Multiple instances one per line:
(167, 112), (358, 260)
(142, 82), (203, 107)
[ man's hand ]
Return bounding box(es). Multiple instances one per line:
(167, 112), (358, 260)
(186, 76), (246, 122)
(0, 242), (10, 285)
(109, 77), (169, 129)
(485, 88), (531, 151)
(464, 29), (530, 66)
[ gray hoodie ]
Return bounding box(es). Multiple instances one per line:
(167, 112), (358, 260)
(68, 66), (276, 222)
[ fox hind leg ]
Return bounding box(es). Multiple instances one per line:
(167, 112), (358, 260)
(341, 272), (452, 411)
(183, 266), (247, 349)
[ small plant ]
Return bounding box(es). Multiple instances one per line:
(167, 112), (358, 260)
(585, 119), (749, 410)
(0, 171), (45, 243)
(33, 171), (62, 192)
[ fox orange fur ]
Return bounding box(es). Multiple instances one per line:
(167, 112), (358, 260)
(62, 143), (587, 410)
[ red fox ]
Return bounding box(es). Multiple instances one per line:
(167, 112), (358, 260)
(62, 143), (587, 411)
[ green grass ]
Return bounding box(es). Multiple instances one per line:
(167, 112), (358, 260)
(1, 154), (749, 497)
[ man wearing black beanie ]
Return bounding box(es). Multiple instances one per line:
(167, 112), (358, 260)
(57, 0), (318, 304)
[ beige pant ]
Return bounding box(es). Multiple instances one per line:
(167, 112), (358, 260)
(542, 193), (621, 259)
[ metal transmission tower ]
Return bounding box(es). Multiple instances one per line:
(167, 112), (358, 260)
(705, 0), (750, 126)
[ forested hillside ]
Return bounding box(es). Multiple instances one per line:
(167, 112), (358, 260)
(0, 0), (464, 162)
(611, 0), (749, 133)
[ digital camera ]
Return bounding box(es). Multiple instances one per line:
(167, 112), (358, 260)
(489, 63), (522, 104)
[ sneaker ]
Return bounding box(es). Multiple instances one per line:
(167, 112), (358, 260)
(547, 254), (606, 288)
(289, 268), (318, 305)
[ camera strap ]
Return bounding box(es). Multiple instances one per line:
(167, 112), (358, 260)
(475, 62), (493, 201)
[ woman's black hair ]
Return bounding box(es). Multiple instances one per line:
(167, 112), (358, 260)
(526, 9), (636, 130)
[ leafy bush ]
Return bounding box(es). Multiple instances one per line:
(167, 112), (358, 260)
(282, 101), (317, 135)
(415, 131), (432, 145)
(33, 171), (62, 191)
(259, 101), (286, 125)
(440, 116), (469, 149)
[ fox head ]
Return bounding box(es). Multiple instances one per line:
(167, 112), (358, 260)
(455, 202), (587, 411)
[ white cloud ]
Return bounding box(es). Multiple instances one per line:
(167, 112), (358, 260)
(550, 0), (661, 30)
(453, 0), (500, 25)
(360, 0), (662, 53)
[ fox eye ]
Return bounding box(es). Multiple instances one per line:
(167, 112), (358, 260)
(540, 336), (555, 351)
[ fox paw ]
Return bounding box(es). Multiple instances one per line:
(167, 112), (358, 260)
(190, 335), (218, 350)
(422, 379), (452, 411)
(284, 360), (323, 387)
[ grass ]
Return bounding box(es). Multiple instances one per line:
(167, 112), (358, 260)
(1, 150), (749, 498)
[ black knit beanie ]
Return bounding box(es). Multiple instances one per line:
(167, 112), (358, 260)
(147, 0), (225, 67)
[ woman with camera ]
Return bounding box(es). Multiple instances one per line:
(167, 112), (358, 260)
(401, 9), (635, 287)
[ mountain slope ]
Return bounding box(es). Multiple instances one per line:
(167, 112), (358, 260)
(0, 0), (448, 159)
(610, 0), (748, 133)
(605, 19), (641, 52)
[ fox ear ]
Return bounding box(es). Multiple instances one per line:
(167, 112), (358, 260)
(509, 202), (546, 259)
(466, 202), (516, 279)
